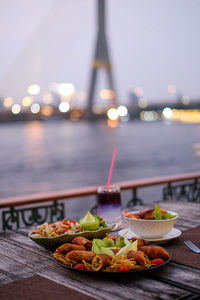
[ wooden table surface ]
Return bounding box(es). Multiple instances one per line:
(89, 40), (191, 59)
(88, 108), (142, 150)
(1, 201), (200, 300)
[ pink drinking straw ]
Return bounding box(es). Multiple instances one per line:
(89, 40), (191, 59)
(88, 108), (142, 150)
(106, 149), (117, 189)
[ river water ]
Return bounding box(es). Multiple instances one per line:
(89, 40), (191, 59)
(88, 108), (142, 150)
(0, 120), (200, 217)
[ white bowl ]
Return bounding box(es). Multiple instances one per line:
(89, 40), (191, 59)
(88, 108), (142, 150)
(123, 210), (179, 238)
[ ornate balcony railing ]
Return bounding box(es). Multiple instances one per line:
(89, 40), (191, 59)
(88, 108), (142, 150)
(163, 180), (200, 203)
(1, 172), (200, 230)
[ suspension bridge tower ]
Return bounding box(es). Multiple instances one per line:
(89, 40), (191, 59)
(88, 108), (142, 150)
(87, 0), (117, 118)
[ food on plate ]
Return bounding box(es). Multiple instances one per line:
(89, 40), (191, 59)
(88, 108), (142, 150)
(72, 237), (92, 250)
(151, 258), (165, 265)
(79, 211), (107, 231)
(139, 246), (170, 259)
(56, 243), (86, 254)
(66, 250), (96, 263)
(131, 237), (149, 247)
(123, 204), (177, 220)
(126, 251), (146, 267)
(53, 235), (170, 272)
(30, 211), (108, 238)
(92, 254), (112, 271)
(75, 263), (86, 270)
(105, 234), (117, 241)
(31, 219), (82, 237)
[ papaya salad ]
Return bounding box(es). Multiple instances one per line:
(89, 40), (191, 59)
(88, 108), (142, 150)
(31, 211), (108, 237)
(53, 234), (170, 272)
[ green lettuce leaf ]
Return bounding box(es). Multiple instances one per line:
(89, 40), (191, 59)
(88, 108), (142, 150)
(115, 237), (126, 248)
(102, 238), (115, 248)
(92, 238), (103, 247)
(154, 204), (177, 220)
(124, 236), (132, 245)
(92, 239), (114, 257)
(164, 212), (177, 219)
(94, 216), (107, 228)
(154, 203), (163, 220)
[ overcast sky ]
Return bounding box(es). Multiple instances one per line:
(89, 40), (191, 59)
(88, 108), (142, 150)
(0, 0), (200, 104)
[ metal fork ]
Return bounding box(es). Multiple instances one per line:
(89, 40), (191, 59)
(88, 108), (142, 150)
(184, 241), (200, 253)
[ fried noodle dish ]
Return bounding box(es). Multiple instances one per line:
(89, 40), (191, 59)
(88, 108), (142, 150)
(53, 235), (170, 272)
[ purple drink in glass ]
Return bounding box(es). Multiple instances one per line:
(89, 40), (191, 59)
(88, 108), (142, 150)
(97, 186), (122, 225)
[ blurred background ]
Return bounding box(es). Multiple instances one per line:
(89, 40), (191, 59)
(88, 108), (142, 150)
(1, 0), (200, 214)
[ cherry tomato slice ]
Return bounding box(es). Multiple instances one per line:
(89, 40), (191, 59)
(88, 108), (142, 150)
(152, 258), (165, 265)
(75, 264), (86, 270)
(118, 265), (129, 272)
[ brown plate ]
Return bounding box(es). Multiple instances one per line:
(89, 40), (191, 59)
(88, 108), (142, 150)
(29, 226), (112, 250)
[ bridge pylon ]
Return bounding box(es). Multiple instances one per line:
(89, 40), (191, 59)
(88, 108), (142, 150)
(86, 0), (117, 119)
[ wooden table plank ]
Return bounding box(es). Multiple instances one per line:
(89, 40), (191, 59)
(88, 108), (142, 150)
(150, 263), (200, 295)
(0, 239), (52, 270)
(37, 265), (192, 300)
(0, 231), (52, 259)
(0, 254), (36, 285)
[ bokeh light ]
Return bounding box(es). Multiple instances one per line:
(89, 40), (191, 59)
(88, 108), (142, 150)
(27, 84), (40, 95)
(168, 84), (176, 94)
(107, 119), (118, 128)
(117, 105), (128, 117)
(182, 96), (190, 105)
(58, 83), (75, 97)
(138, 97), (148, 108)
(69, 110), (82, 121)
(172, 109), (200, 123)
(59, 102), (70, 113)
(22, 96), (33, 107)
(163, 107), (173, 119)
(43, 92), (53, 104)
(30, 103), (40, 114)
(107, 108), (119, 120)
(41, 105), (53, 116)
(100, 89), (115, 100)
(134, 87), (144, 97)
(3, 97), (13, 108)
(11, 104), (21, 114)
(140, 111), (158, 121)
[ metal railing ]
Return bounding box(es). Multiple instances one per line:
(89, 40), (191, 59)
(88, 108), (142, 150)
(1, 171), (200, 230)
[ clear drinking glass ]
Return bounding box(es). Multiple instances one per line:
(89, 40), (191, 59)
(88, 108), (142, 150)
(97, 185), (122, 226)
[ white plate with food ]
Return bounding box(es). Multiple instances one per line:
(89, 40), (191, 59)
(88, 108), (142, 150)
(122, 204), (179, 239)
(118, 227), (182, 244)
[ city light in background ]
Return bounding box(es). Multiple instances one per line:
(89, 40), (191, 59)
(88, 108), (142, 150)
(182, 96), (190, 105)
(59, 102), (70, 113)
(27, 84), (40, 96)
(168, 84), (176, 95)
(30, 103), (40, 114)
(134, 87), (144, 97)
(22, 96), (33, 107)
(43, 92), (53, 104)
(11, 104), (21, 114)
(0, 0), (200, 126)
(1, 80), (200, 125)
(3, 97), (13, 108)
(0, 0), (200, 125)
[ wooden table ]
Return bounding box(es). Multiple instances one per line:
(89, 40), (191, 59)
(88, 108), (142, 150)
(1, 201), (200, 300)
